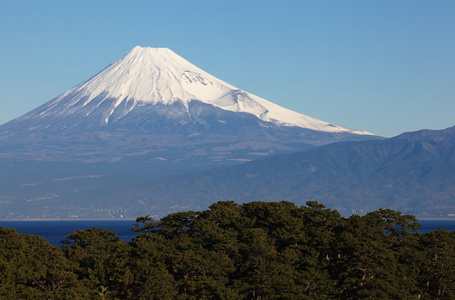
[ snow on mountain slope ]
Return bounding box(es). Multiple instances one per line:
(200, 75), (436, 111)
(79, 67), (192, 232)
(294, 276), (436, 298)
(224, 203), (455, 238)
(19, 46), (372, 135)
(0, 46), (385, 219)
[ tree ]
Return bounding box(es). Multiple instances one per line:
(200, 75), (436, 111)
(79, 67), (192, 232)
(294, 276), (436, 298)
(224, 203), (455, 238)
(0, 226), (90, 299)
(333, 211), (422, 299)
(128, 234), (178, 299)
(62, 228), (132, 298)
(131, 215), (158, 234)
(419, 229), (455, 299)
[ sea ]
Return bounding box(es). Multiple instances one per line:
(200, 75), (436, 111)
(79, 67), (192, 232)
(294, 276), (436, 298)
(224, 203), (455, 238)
(1, 220), (455, 247)
(0, 220), (140, 246)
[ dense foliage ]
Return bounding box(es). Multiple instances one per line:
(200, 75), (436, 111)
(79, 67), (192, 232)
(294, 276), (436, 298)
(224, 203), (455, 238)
(1, 201), (455, 299)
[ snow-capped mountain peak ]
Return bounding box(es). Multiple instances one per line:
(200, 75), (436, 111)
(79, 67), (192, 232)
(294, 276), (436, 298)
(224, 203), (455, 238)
(18, 46), (373, 135)
(69, 46), (228, 106)
(28, 46), (238, 125)
(0, 46), (384, 220)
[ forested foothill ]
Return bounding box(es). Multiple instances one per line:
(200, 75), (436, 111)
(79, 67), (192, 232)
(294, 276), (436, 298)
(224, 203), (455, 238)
(1, 201), (455, 299)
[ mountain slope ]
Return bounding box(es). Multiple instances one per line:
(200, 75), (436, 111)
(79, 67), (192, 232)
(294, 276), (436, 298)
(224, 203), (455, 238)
(5, 46), (372, 134)
(135, 126), (455, 218)
(0, 46), (380, 167)
(0, 46), (381, 219)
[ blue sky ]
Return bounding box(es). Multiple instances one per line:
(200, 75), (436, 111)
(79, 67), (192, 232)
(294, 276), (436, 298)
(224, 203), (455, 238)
(1, 1), (454, 137)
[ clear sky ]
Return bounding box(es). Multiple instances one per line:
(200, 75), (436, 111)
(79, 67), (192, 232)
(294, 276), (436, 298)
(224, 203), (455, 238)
(1, 1), (454, 137)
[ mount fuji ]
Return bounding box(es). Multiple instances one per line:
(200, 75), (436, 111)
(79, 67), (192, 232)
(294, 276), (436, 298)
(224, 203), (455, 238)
(0, 46), (380, 219)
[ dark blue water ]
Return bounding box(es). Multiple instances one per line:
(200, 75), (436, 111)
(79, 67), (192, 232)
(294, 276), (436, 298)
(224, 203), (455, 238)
(0, 220), (140, 246)
(1, 220), (455, 246)
(418, 220), (455, 234)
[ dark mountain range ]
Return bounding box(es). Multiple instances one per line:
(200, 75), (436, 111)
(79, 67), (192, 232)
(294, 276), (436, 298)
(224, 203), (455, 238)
(137, 126), (455, 218)
(0, 47), (378, 219)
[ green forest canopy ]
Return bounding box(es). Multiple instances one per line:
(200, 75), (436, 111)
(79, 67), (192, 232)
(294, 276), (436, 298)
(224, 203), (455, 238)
(1, 201), (455, 299)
